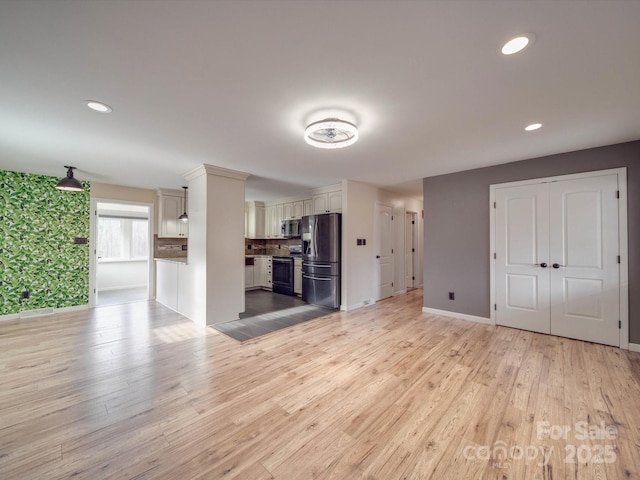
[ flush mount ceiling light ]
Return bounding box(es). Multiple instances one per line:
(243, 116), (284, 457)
(86, 100), (112, 113)
(304, 118), (359, 149)
(56, 166), (84, 192)
(178, 186), (188, 223)
(525, 123), (542, 131)
(501, 35), (534, 55)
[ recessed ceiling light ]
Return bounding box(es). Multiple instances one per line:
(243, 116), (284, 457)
(525, 123), (542, 131)
(86, 101), (112, 113)
(501, 35), (533, 55)
(304, 118), (359, 149)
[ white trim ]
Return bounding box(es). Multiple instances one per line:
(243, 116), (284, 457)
(489, 167), (628, 348)
(90, 198), (155, 308)
(184, 164), (250, 182)
(617, 169), (629, 349)
(341, 299), (376, 311)
(628, 343), (640, 353)
(98, 284), (147, 292)
(393, 289), (408, 296)
(422, 307), (492, 325)
(0, 304), (88, 323)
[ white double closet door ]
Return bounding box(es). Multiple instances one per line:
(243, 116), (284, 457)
(495, 173), (620, 346)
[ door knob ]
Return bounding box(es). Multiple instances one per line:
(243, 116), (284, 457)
(540, 263), (547, 268)
(552, 263), (565, 269)
(376, 255), (380, 259)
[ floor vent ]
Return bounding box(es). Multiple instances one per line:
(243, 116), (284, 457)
(19, 308), (54, 319)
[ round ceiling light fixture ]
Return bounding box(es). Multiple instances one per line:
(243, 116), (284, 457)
(304, 118), (359, 149)
(501, 35), (533, 55)
(86, 100), (112, 113)
(525, 122), (542, 131)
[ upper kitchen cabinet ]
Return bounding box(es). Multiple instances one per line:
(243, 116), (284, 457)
(245, 201), (265, 239)
(264, 195), (310, 237)
(311, 184), (342, 214)
(158, 188), (188, 238)
(303, 199), (313, 217)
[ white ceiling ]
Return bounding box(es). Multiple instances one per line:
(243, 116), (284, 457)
(1, 1), (639, 201)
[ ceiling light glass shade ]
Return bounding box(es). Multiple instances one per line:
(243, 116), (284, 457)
(86, 101), (112, 113)
(501, 36), (531, 55)
(304, 118), (359, 149)
(56, 166), (84, 192)
(525, 123), (542, 131)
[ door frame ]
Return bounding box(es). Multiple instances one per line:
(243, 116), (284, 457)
(405, 211), (418, 289)
(374, 201), (394, 301)
(89, 198), (155, 308)
(489, 167), (629, 349)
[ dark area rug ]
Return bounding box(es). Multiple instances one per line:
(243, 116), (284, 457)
(212, 304), (336, 342)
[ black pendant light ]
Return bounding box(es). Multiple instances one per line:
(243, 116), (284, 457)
(56, 166), (84, 192)
(178, 186), (188, 223)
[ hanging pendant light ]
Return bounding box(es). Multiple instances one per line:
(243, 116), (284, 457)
(178, 186), (188, 223)
(56, 166), (84, 192)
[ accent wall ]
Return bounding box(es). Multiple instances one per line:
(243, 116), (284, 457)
(0, 170), (90, 315)
(422, 140), (639, 344)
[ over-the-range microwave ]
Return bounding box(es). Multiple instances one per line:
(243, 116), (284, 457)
(281, 218), (301, 238)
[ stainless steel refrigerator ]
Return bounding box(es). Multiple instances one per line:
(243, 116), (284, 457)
(302, 213), (341, 309)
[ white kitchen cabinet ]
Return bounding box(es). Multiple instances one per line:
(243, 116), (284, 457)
(303, 199), (313, 217)
(275, 204), (284, 236)
(158, 188), (188, 238)
(245, 201), (265, 239)
(311, 185), (342, 214)
(156, 260), (179, 310)
(254, 256), (272, 289)
(283, 202), (294, 220)
(265, 204), (284, 238)
(294, 257), (302, 295)
(293, 201), (304, 219)
(244, 265), (254, 289)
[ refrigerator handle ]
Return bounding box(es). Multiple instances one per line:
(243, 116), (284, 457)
(303, 274), (331, 281)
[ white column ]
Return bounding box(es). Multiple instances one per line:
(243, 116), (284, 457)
(183, 164), (249, 326)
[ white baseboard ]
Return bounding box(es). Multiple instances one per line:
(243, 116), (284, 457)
(629, 343), (640, 353)
(0, 313), (20, 323)
(422, 307), (492, 325)
(98, 284), (146, 292)
(393, 289), (408, 296)
(0, 304), (88, 323)
(341, 299), (376, 312)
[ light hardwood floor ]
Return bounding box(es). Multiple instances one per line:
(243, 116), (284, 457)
(1, 290), (639, 479)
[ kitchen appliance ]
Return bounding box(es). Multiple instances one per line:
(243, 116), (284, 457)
(302, 213), (341, 308)
(272, 256), (294, 295)
(281, 219), (301, 238)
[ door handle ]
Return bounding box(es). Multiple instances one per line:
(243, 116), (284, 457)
(552, 263), (566, 269)
(539, 263), (547, 268)
(376, 255), (380, 259)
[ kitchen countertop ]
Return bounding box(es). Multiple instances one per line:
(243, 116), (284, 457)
(155, 257), (188, 264)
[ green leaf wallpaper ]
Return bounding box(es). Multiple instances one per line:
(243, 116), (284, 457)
(0, 170), (90, 315)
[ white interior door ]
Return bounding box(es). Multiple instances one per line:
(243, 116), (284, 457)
(495, 183), (550, 334)
(548, 175), (619, 346)
(405, 212), (415, 288)
(375, 203), (393, 300)
(495, 174), (620, 346)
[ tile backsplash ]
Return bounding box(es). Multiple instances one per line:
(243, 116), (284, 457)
(154, 235), (188, 258)
(245, 238), (301, 256)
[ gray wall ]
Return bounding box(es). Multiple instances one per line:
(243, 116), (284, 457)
(423, 140), (640, 343)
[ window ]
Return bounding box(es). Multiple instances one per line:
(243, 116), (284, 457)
(98, 217), (149, 261)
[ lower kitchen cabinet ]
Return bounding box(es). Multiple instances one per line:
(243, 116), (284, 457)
(294, 257), (302, 295)
(244, 265), (254, 289)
